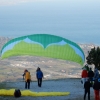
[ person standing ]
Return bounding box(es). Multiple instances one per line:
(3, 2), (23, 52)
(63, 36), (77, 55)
(93, 78), (100, 100)
(81, 67), (88, 86)
(25, 70), (31, 89)
(88, 68), (94, 80)
(88, 68), (94, 86)
(84, 79), (91, 100)
(93, 68), (99, 81)
(36, 67), (43, 87)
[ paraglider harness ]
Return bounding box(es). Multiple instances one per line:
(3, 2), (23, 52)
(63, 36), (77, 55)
(14, 89), (21, 98)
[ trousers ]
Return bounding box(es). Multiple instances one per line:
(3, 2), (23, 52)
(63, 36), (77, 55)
(25, 79), (30, 89)
(38, 78), (42, 87)
(84, 89), (90, 100)
(94, 90), (99, 100)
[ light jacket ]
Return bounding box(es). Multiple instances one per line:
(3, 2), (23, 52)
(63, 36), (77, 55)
(25, 72), (31, 82)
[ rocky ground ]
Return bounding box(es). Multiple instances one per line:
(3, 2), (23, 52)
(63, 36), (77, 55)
(0, 78), (94, 100)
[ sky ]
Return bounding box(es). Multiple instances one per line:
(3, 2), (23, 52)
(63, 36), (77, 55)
(0, 0), (100, 45)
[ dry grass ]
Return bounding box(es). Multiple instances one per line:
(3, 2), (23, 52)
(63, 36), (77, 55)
(0, 56), (83, 82)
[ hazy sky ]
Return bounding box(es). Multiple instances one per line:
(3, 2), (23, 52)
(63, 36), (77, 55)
(0, 0), (100, 45)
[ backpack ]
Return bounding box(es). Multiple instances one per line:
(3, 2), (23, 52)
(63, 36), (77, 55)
(14, 89), (21, 97)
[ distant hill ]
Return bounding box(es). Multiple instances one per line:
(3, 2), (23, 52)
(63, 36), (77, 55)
(0, 37), (11, 50)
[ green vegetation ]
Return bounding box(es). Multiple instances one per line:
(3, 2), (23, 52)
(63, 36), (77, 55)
(86, 46), (100, 70)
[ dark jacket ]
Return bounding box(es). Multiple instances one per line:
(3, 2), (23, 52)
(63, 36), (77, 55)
(84, 80), (91, 90)
(36, 70), (43, 79)
(94, 69), (99, 80)
(93, 79), (100, 90)
(88, 70), (94, 77)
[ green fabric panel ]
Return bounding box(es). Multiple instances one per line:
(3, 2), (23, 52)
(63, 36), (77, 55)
(1, 34), (85, 65)
(1, 41), (83, 65)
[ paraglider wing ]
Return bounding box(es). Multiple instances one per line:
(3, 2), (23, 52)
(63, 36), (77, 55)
(1, 34), (85, 65)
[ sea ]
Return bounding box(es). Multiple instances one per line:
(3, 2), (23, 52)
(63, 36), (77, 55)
(0, 0), (100, 45)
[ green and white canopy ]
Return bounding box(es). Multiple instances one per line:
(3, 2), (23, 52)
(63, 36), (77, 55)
(1, 34), (85, 65)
